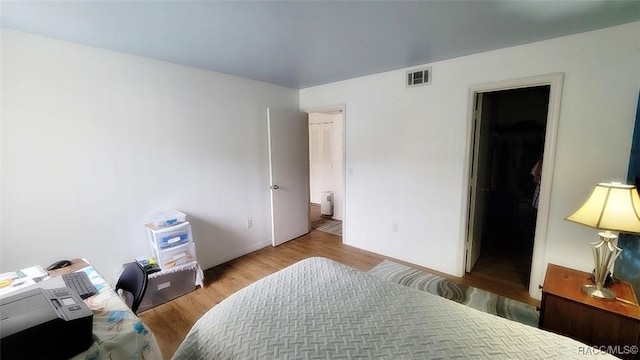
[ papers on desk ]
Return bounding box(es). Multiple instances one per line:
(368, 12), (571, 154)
(18, 265), (48, 279)
(0, 265), (48, 297)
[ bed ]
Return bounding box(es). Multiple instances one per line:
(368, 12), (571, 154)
(173, 257), (616, 359)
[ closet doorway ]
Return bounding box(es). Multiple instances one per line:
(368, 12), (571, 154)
(308, 110), (344, 238)
(466, 85), (550, 295)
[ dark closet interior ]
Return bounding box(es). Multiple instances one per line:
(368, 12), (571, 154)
(479, 85), (550, 287)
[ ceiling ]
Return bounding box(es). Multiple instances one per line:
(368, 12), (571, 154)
(1, 1), (639, 89)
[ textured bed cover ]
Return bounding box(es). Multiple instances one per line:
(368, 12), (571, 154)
(173, 257), (616, 359)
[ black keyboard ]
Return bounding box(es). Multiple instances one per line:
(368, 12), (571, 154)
(62, 272), (97, 299)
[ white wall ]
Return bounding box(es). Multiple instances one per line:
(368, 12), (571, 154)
(300, 22), (640, 292)
(1, 30), (298, 283)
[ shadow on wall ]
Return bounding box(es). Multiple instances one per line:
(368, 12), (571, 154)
(185, 214), (264, 272)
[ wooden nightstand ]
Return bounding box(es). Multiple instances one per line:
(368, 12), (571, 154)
(540, 263), (640, 359)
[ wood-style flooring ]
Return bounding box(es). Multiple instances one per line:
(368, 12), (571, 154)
(464, 230), (536, 304)
(139, 208), (539, 359)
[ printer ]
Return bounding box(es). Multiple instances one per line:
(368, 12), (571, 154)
(0, 287), (93, 359)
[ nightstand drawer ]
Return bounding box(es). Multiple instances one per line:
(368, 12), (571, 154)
(541, 293), (640, 347)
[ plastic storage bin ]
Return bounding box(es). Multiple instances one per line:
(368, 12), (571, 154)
(137, 261), (198, 312)
(145, 221), (197, 270)
(154, 241), (197, 270)
(148, 210), (186, 228)
(147, 222), (192, 250)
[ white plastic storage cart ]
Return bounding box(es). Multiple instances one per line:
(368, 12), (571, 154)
(145, 221), (197, 270)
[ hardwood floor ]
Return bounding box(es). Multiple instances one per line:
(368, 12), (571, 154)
(139, 212), (540, 359)
(464, 230), (536, 305)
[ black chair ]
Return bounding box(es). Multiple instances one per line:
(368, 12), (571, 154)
(115, 262), (148, 314)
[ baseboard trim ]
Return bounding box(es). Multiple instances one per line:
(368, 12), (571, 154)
(200, 240), (272, 270)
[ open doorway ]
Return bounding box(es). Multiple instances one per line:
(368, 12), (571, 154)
(308, 110), (344, 237)
(466, 85), (550, 294)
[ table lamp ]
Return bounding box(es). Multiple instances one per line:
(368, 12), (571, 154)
(565, 182), (640, 300)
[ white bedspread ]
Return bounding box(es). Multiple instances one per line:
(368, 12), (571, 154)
(173, 257), (616, 359)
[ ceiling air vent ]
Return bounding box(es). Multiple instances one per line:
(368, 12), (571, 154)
(406, 67), (432, 87)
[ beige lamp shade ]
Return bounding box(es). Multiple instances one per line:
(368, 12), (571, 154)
(566, 182), (640, 234)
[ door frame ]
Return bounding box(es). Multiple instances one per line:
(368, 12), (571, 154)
(303, 103), (347, 242)
(461, 73), (564, 299)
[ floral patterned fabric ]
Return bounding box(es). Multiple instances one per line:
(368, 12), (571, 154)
(70, 265), (162, 360)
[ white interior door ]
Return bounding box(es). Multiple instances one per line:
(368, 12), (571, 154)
(268, 108), (310, 246)
(466, 93), (492, 272)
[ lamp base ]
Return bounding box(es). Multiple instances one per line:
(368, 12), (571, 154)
(582, 284), (616, 300)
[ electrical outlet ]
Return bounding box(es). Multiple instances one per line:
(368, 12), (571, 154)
(246, 218), (252, 228)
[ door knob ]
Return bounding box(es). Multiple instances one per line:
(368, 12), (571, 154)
(272, 185), (280, 190)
